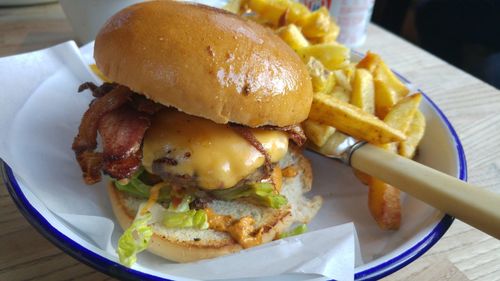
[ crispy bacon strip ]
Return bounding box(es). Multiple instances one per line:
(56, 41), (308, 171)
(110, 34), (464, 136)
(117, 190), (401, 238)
(103, 151), (143, 180)
(129, 94), (163, 115)
(78, 82), (118, 98)
(72, 85), (132, 153)
(98, 106), (151, 179)
(78, 82), (97, 93)
(76, 151), (103, 185)
(231, 125), (272, 176)
(72, 85), (132, 184)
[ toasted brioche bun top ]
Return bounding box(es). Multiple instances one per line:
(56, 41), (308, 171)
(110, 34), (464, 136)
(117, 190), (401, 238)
(94, 0), (313, 127)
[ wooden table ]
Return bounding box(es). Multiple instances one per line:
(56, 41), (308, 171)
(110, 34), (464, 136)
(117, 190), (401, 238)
(1, 3), (499, 281)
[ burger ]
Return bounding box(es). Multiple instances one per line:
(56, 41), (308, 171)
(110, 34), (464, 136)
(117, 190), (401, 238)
(72, 0), (322, 266)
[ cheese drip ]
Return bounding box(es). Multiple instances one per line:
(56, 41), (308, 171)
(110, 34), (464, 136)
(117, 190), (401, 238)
(142, 110), (289, 189)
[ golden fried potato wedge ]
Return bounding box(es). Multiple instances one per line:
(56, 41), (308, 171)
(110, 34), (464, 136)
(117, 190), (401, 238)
(356, 51), (381, 73)
(343, 63), (357, 83)
(351, 69), (375, 114)
(223, 0), (244, 14)
(332, 69), (352, 92)
(309, 21), (339, 44)
(374, 79), (399, 119)
(399, 110), (426, 158)
(309, 93), (406, 144)
(353, 169), (372, 185)
(302, 119), (336, 147)
(384, 93), (422, 134)
(374, 60), (410, 98)
(306, 57), (335, 94)
(378, 142), (398, 154)
(276, 24), (310, 51)
(368, 178), (401, 230)
(330, 86), (351, 103)
(366, 138), (400, 230)
(297, 43), (350, 70)
(246, 0), (310, 26)
(298, 7), (331, 39)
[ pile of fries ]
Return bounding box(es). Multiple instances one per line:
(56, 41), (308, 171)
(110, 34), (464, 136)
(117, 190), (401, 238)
(231, 0), (427, 230)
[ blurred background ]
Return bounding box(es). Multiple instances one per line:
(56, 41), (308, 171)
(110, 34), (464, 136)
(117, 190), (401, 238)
(373, 0), (500, 89)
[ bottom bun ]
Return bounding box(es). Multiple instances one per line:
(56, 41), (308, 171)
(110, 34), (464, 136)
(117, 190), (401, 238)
(107, 147), (322, 262)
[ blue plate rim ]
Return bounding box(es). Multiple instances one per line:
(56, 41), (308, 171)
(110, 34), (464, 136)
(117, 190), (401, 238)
(1, 82), (467, 281)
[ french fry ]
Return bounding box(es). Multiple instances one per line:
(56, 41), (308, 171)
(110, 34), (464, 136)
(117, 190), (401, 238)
(330, 86), (351, 103)
(368, 178), (401, 230)
(374, 79), (399, 119)
(399, 110), (426, 158)
(246, 0), (309, 26)
(349, 67), (376, 190)
(309, 93), (406, 144)
(343, 63), (357, 83)
(319, 77), (336, 95)
(364, 128), (401, 230)
(356, 51), (381, 73)
(245, 0), (285, 25)
(276, 24), (310, 51)
(282, 0), (311, 24)
(316, 131), (350, 156)
(332, 69), (352, 91)
(298, 7), (331, 39)
(374, 60), (410, 98)
(353, 169), (372, 185)
(302, 119), (336, 147)
(383, 93), (422, 134)
(297, 43), (350, 70)
(351, 69), (375, 114)
(306, 57), (335, 94)
(358, 52), (410, 118)
(309, 21), (339, 44)
(223, 0), (244, 14)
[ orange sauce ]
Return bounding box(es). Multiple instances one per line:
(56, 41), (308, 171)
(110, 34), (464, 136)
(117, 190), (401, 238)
(205, 208), (263, 248)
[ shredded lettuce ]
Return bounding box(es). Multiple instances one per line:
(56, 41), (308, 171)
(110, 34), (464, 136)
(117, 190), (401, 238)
(114, 167), (170, 200)
(117, 212), (153, 267)
(163, 195), (208, 229)
(168, 195), (192, 212)
(279, 224), (308, 239)
(163, 209), (209, 229)
(212, 182), (288, 209)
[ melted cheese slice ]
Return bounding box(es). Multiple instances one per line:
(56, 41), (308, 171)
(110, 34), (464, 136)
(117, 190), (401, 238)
(142, 110), (289, 189)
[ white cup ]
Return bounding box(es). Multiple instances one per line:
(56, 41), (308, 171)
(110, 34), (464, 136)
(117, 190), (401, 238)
(301, 0), (375, 47)
(60, 0), (145, 44)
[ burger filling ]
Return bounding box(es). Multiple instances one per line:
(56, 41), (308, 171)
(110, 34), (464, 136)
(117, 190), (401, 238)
(72, 82), (307, 266)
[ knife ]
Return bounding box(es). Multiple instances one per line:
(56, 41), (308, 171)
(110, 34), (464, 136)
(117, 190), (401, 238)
(308, 133), (500, 239)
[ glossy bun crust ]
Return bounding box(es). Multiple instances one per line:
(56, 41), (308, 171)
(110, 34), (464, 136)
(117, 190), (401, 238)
(94, 0), (313, 127)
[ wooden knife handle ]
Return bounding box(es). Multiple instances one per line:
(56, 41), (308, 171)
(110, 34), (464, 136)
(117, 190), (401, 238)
(350, 143), (500, 239)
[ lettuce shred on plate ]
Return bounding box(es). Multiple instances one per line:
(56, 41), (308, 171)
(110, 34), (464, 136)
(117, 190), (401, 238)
(279, 224), (308, 239)
(117, 212), (153, 267)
